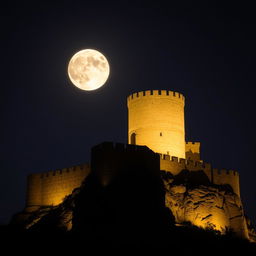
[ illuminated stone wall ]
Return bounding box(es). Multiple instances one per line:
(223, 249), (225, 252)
(160, 154), (211, 177)
(26, 164), (90, 211)
(159, 154), (240, 196)
(212, 168), (240, 196)
(185, 142), (201, 161)
(127, 90), (185, 159)
(26, 173), (42, 212)
(26, 153), (240, 211)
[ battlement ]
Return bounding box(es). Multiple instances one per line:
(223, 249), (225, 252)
(159, 153), (240, 195)
(39, 163), (90, 179)
(186, 142), (200, 146)
(26, 163), (91, 210)
(159, 153), (209, 169)
(159, 152), (238, 175)
(185, 141), (201, 161)
(127, 90), (185, 103)
(213, 168), (239, 176)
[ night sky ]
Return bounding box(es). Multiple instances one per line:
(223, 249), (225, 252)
(1, 2), (256, 225)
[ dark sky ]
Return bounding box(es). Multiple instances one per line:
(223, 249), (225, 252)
(1, 2), (256, 225)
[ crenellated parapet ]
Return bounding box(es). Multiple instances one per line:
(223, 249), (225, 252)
(39, 163), (90, 178)
(25, 142), (241, 213)
(185, 142), (201, 161)
(127, 90), (185, 103)
(26, 163), (91, 211)
(211, 168), (240, 196)
(159, 153), (240, 196)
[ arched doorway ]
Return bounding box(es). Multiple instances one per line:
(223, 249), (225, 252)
(131, 133), (136, 145)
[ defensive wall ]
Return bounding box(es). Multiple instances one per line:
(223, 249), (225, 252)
(25, 142), (240, 211)
(185, 142), (201, 161)
(127, 90), (186, 159)
(26, 163), (90, 211)
(159, 153), (240, 196)
(93, 142), (240, 196)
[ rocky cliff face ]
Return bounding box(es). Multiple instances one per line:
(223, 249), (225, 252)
(161, 170), (249, 239)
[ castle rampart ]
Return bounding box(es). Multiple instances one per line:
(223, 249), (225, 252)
(127, 89), (185, 101)
(26, 163), (90, 211)
(127, 90), (185, 159)
(211, 168), (240, 196)
(159, 153), (240, 196)
(26, 143), (240, 211)
(185, 142), (201, 161)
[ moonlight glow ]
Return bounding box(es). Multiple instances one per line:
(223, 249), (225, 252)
(68, 49), (110, 91)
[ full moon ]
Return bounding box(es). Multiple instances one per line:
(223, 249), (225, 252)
(67, 49), (110, 91)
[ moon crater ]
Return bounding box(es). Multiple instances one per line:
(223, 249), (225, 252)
(68, 49), (110, 91)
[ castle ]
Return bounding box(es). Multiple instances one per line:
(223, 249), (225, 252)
(24, 89), (247, 238)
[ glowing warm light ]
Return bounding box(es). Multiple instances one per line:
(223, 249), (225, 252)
(68, 49), (110, 91)
(127, 90), (185, 158)
(191, 212), (229, 234)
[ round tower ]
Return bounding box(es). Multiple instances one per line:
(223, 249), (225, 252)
(127, 90), (185, 159)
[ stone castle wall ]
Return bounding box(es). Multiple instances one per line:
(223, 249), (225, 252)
(26, 164), (90, 211)
(185, 142), (200, 161)
(127, 90), (186, 159)
(25, 143), (240, 211)
(159, 153), (240, 196)
(212, 168), (240, 196)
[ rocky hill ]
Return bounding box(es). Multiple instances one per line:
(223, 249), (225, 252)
(8, 168), (256, 253)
